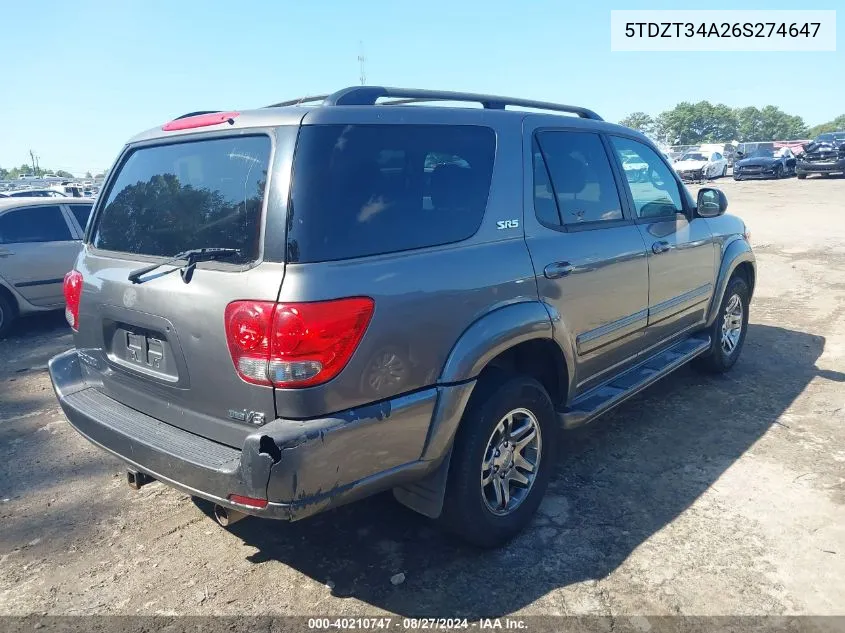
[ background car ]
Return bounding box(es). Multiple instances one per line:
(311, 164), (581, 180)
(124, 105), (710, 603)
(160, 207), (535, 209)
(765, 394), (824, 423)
(620, 150), (650, 181)
(3, 188), (68, 198)
(0, 197), (93, 336)
(734, 146), (796, 180)
(673, 150), (728, 182)
(797, 131), (845, 179)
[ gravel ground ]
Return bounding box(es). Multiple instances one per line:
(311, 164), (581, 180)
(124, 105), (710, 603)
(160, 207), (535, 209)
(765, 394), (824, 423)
(1, 176), (844, 618)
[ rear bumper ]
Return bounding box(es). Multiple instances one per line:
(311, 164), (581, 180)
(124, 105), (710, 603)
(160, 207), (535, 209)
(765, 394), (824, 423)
(49, 349), (473, 521)
(796, 159), (845, 175)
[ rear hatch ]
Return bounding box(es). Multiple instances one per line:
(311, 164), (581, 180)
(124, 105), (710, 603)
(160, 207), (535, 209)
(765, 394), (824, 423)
(71, 130), (287, 448)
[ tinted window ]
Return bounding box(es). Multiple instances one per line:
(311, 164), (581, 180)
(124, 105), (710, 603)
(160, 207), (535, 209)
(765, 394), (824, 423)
(535, 131), (623, 225)
(69, 203), (93, 230)
(610, 137), (684, 219)
(92, 135), (270, 264)
(0, 205), (72, 244)
(288, 124), (495, 263)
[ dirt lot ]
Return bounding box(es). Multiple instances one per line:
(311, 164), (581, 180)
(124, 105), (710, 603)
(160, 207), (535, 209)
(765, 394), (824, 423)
(1, 176), (844, 618)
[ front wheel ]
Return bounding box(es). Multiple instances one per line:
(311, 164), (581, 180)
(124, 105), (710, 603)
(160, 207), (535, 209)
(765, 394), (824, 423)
(439, 374), (558, 548)
(694, 276), (750, 374)
(774, 164), (783, 179)
(797, 172), (807, 180)
(722, 164), (728, 177)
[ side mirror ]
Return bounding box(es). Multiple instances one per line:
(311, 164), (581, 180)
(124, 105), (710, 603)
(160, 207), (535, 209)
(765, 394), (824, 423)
(696, 187), (727, 218)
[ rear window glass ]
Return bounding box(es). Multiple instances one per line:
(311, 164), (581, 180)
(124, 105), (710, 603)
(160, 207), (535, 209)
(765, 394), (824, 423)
(92, 135), (271, 264)
(287, 124), (495, 263)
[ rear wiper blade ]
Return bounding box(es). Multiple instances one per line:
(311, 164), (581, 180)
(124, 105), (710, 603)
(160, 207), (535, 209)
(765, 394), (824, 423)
(128, 247), (241, 285)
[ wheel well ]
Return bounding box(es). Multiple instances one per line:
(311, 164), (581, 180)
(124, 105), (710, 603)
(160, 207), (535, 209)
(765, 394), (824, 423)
(733, 262), (755, 298)
(478, 338), (569, 408)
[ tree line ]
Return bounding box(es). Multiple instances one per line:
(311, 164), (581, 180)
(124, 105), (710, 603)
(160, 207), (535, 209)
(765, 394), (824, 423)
(0, 165), (106, 180)
(620, 102), (845, 145)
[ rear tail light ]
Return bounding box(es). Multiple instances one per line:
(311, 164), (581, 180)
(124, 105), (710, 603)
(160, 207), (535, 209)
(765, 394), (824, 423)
(63, 270), (83, 331)
(224, 297), (374, 388)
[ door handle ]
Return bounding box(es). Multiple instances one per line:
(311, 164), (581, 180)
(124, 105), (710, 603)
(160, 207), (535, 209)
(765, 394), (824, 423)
(652, 241), (672, 254)
(544, 261), (574, 279)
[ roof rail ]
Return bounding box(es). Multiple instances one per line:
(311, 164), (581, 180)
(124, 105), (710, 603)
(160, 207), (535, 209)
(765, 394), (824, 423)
(266, 94), (329, 108)
(322, 86), (603, 120)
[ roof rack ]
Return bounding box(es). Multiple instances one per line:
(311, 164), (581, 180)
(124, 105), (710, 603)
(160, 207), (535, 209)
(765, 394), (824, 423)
(265, 94), (329, 108)
(322, 86), (603, 120)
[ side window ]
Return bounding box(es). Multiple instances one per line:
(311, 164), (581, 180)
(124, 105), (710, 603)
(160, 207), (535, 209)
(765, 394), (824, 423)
(535, 131), (623, 225)
(610, 137), (684, 219)
(70, 204), (93, 231)
(713, 152), (722, 161)
(0, 206), (73, 244)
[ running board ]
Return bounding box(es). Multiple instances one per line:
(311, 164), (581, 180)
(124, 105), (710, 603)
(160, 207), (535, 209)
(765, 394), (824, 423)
(558, 333), (711, 429)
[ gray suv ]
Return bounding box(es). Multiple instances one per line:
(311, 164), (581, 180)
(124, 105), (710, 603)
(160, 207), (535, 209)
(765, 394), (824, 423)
(48, 87), (755, 548)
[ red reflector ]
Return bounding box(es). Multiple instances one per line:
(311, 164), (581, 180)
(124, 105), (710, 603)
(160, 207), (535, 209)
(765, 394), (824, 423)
(63, 270), (83, 331)
(162, 111), (240, 131)
(227, 494), (268, 509)
(224, 297), (375, 389)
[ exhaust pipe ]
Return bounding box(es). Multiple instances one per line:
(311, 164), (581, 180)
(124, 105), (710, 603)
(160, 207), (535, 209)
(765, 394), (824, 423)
(214, 504), (246, 527)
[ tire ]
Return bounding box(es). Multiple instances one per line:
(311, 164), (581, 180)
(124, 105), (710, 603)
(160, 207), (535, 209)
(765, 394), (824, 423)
(721, 165), (728, 178)
(797, 172), (807, 180)
(774, 164), (783, 179)
(0, 291), (17, 338)
(439, 374), (558, 548)
(693, 276), (750, 374)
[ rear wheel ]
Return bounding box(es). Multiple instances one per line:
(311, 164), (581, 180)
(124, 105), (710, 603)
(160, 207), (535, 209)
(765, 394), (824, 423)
(439, 374), (558, 548)
(694, 276), (750, 374)
(0, 291), (17, 339)
(797, 172), (807, 180)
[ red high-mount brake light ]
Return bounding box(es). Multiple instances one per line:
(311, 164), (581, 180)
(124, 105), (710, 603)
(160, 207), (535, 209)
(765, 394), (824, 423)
(63, 270), (83, 331)
(162, 111), (240, 131)
(224, 298), (375, 388)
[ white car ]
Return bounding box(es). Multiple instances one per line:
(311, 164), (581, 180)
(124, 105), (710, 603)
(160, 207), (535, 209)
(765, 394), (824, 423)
(620, 151), (650, 182)
(673, 150), (728, 181)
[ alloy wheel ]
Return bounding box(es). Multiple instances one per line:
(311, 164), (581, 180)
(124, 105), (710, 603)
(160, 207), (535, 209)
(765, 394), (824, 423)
(481, 408), (542, 516)
(721, 293), (744, 355)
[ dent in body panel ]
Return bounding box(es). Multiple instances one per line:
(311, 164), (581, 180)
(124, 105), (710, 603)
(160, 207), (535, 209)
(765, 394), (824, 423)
(264, 389), (437, 503)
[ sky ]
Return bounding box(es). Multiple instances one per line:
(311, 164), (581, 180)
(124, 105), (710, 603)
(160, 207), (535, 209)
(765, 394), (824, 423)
(0, 0), (841, 175)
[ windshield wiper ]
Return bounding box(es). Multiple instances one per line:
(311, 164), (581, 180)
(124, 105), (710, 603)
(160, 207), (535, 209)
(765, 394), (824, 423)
(128, 247), (241, 285)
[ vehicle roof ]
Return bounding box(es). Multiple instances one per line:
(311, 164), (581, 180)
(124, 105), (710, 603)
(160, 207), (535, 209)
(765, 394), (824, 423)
(0, 197), (92, 212)
(125, 85), (643, 146)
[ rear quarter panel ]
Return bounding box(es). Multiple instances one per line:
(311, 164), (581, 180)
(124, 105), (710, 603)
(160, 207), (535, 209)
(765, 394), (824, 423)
(274, 108), (539, 418)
